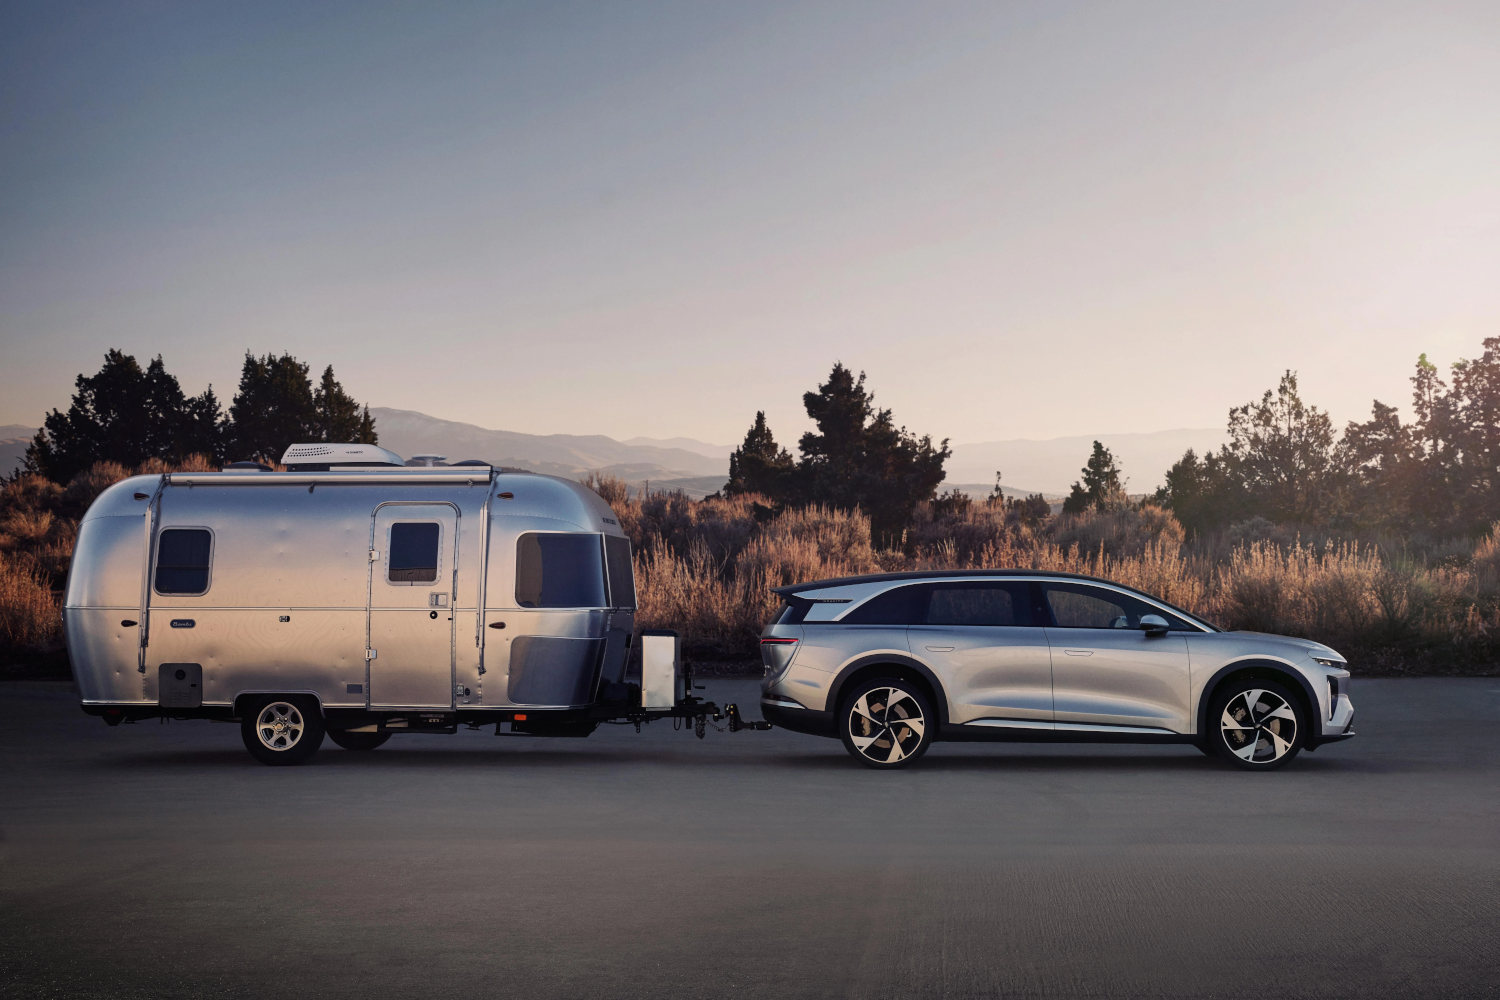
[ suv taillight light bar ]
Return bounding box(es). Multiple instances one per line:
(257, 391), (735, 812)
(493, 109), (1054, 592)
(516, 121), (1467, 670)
(760, 637), (799, 645)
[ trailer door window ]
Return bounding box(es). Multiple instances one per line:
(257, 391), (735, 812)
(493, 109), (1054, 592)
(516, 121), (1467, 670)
(604, 535), (636, 609)
(388, 522), (441, 584)
(155, 528), (212, 595)
(516, 533), (607, 608)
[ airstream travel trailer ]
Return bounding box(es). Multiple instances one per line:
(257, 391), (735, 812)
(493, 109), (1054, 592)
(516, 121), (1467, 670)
(65, 444), (763, 764)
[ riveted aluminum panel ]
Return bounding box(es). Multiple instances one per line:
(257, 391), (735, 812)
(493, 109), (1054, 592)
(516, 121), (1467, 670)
(68, 608), (146, 703)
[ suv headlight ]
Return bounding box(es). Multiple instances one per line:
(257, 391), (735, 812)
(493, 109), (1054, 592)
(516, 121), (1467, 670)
(1309, 653), (1344, 668)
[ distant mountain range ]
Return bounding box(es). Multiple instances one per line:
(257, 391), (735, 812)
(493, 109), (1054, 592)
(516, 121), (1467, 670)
(0, 425), (35, 479)
(375, 411), (1220, 496)
(370, 408), (731, 495)
(1, 409), (1223, 499)
(946, 428), (1223, 498)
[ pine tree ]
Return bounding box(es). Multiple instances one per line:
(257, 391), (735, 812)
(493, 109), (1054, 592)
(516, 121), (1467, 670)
(24, 350), (194, 481)
(227, 353), (317, 463)
(725, 411), (792, 496)
(1063, 441), (1126, 514)
(794, 363), (950, 542)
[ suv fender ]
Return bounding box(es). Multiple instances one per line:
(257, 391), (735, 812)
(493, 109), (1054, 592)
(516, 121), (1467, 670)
(1196, 659), (1318, 740)
(828, 653), (949, 729)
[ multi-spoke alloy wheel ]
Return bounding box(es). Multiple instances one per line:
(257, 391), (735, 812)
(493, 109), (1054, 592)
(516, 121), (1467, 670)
(1210, 680), (1303, 770)
(839, 679), (933, 769)
(240, 696), (325, 765)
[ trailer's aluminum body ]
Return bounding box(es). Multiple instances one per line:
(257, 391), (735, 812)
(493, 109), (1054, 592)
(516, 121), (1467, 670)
(65, 467), (638, 716)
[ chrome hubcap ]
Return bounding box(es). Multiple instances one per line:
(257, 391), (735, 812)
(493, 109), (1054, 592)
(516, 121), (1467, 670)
(256, 702), (304, 751)
(1220, 688), (1297, 764)
(848, 687), (925, 764)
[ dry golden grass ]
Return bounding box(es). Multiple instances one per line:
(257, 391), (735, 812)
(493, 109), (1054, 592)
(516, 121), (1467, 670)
(3, 466), (1496, 671)
(0, 550), (59, 650)
(607, 483), (1500, 669)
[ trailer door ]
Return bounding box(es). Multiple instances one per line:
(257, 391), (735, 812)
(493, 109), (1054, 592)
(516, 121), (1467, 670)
(367, 503), (459, 709)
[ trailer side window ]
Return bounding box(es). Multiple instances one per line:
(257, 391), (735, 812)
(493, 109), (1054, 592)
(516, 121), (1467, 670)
(155, 528), (212, 595)
(388, 522), (440, 583)
(516, 533), (607, 608)
(604, 535), (636, 609)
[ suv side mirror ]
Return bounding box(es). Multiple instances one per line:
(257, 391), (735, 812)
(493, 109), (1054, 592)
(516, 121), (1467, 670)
(1139, 614), (1170, 637)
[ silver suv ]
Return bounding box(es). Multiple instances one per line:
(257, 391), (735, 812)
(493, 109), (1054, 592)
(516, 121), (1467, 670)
(758, 571), (1354, 769)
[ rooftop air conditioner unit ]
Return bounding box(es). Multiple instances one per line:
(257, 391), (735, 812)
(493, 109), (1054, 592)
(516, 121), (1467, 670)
(279, 443), (406, 471)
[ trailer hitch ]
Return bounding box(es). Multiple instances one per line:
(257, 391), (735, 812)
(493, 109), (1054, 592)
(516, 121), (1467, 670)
(724, 703), (771, 732)
(593, 693), (771, 737)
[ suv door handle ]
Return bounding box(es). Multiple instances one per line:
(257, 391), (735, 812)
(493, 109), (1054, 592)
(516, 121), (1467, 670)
(924, 645), (955, 652)
(1064, 649), (1093, 656)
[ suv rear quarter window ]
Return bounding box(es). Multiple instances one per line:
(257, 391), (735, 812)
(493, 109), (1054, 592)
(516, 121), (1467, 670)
(841, 581), (1037, 626)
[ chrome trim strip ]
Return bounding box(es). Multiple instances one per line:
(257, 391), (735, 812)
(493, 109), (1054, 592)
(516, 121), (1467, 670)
(763, 695), (807, 710)
(168, 470), (494, 487)
(966, 719), (1055, 730)
(1052, 721), (1177, 735)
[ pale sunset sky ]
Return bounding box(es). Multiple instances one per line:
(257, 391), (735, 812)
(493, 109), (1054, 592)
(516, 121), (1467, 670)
(2, 1), (1497, 447)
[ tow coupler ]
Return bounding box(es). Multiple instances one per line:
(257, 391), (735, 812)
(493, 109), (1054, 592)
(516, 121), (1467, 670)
(593, 695), (771, 738)
(504, 632), (772, 739)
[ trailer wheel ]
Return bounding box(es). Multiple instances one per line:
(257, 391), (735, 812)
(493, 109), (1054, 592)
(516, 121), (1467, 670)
(327, 729), (391, 751)
(241, 696), (325, 765)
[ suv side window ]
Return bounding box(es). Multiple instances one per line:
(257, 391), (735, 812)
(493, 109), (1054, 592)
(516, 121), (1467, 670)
(923, 582), (1034, 626)
(841, 585), (927, 625)
(1042, 582), (1192, 630)
(842, 581), (1037, 626)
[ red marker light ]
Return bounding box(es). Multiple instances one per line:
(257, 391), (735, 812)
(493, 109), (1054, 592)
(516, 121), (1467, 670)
(760, 638), (799, 646)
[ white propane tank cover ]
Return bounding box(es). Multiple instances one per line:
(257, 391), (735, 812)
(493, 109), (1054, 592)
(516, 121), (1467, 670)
(640, 630), (682, 710)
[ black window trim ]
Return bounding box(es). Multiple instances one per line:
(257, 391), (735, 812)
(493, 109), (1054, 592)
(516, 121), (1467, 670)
(152, 525), (215, 597)
(1035, 579), (1200, 632)
(834, 576), (1213, 632)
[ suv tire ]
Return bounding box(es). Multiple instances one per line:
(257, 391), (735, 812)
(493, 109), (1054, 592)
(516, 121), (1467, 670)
(839, 677), (934, 769)
(1207, 679), (1305, 770)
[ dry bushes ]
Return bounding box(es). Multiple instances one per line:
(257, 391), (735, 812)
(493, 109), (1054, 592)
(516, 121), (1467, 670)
(3, 461), (1496, 673)
(0, 551), (58, 651)
(604, 487), (1500, 670)
(0, 458), (210, 668)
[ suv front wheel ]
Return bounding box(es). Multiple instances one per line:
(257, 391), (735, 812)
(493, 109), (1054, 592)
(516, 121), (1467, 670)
(839, 678), (934, 769)
(1208, 679), (1305, 769)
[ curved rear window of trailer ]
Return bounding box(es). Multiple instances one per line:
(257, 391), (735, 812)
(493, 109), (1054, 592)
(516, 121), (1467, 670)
(515, 533), (608, 608)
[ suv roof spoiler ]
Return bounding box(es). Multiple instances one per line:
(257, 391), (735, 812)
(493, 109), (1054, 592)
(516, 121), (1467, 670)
(770, 568), (1119, 596)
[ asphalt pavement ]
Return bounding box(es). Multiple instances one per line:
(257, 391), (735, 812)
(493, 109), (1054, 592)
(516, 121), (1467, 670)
(2, 677), (1498, 999)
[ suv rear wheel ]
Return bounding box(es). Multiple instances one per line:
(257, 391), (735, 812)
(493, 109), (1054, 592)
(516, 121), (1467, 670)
(839, 678), (933, 769)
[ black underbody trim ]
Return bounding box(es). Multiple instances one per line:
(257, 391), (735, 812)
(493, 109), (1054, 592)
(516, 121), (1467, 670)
(760, 702), (835, 737)
(938, 724), (1195, 745)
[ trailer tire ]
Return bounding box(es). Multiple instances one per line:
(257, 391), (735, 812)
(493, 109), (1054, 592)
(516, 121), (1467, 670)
(241, 696), (325, 765)
(327, 729), (391, 751)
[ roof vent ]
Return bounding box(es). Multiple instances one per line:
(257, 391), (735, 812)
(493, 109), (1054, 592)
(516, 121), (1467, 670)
(406, 454), (448, 467)
(279, 443), (405, 471)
